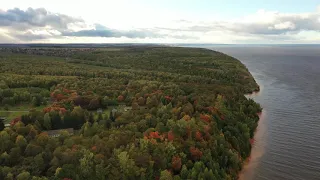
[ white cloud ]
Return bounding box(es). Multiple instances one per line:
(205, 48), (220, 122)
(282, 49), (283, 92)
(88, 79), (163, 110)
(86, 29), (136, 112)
(1, 5), (320, 43)
(270, 21), (296, 30)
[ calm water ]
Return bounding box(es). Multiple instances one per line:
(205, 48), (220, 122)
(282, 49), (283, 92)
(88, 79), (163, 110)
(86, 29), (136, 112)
(205, 45), (320, 180)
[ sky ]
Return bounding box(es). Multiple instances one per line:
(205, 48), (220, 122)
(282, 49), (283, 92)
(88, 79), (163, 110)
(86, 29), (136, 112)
(1, 0), (320, 44)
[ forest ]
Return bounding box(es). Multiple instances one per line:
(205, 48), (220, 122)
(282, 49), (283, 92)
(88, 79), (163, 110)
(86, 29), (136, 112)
(0, 46), (261, 180)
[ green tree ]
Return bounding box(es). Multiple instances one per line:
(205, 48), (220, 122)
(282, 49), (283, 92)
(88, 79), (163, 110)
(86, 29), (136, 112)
(117, 151), (139, 177)
(32, 96), (42, 107)
(180, 165), (189, 179)
(79, 149), (94, 179)
(95, 162), (106, 180)
(8, 147), (21, 165)
(43, 113), (51, 130)
(32, 153), (45, 175)
(50, 111), (63, 129)
(17, 171), (31, 180)
(160, 170), (173, 180)
(15, 135), (27, 150)
(0, 118), (5, 131)
(0, 131), (11, 153)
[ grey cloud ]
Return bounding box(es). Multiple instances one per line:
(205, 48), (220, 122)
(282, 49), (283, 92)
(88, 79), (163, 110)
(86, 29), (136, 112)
(175, 12), (320, 35)
(0, 7), (84, 29)
(231, 14), (320, 35)
(0, 33), (17, 43)
(62, 24), (163, 39)
(14, 32), (53, 41)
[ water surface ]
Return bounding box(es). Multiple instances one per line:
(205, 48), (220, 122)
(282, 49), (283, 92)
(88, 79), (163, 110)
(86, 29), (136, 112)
(206, 45), (320, 180)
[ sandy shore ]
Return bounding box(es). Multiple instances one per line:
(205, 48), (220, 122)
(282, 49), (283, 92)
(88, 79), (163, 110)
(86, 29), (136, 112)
(238, 88), (266, 180)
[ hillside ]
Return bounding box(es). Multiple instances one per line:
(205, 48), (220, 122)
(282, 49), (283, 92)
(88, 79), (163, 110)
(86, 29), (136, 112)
(0, 46), (261, 180)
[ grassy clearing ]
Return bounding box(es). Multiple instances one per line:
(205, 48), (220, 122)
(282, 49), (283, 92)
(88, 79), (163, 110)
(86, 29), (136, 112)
(0, 111), (27, 123)
(90, 107), (113, 120)
(0, 104), (46, 123)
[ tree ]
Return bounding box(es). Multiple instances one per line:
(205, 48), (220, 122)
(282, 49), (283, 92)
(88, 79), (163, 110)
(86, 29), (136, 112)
(97, 113), (103, 122)
(6, 173), (14, 180)
(190, 147), (203, 160)
(21, 115), (33, 126)
(3, 104), (9, 111)
(172, 156), (182, 171)
(101, 96), (109, 107)
(88, 112), (94, 124)
(36, 133), (49, 147)
(8, 147), (21, 165)
(43, 113), (51, 130)
(117, 151), (138, 177)
(132, 102), (139, 110)
(16, 135), (27, 150)
(95, 162), (106, 180)
(137, 97), (145, 106)
(0, 152), (9, 165)
(63, 112), (76, 129)
(50, 111), (63, 130)
(31, 176), (49, 180)
(146, 96), (158, 108)
(105, 118), (112, 129)
(0, 131), (11, 153)
(25, 144), (43, 156)
(117, 95), (124, 102)
(71, 106), (86, 129)
(0, 118), (4, 131)
(168, 131), (175, 141)
(88, 98), (101, 110)
(32, 96), (42, 107)
(32, 153), (45, 175)
(160, 170), (173, 180)
(79, 149), (94, 179)
(180, 165), (189, 179)
(28, 125), (38, 139)
(55, 164), (77, 179)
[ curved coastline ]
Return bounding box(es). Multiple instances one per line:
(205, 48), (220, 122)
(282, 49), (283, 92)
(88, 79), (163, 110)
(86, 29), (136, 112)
(239, 85), (266, 180)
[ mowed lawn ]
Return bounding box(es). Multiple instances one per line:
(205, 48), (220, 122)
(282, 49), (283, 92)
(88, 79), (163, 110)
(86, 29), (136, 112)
(0, 104), (45, 123)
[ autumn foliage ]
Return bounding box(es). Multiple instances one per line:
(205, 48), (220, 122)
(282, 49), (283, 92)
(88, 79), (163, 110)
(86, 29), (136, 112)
(91, 146), (97, 151)
(0, 46), (263, 180)
(183, 115), (191, 121)
(200, 114), (211, 123)
(43, 105), (67, 114)
(190, 146), (203, 160)
(172, 156), (182, 171)
(148, 131), (161, 139)
(195, 131), (203, 141)
(167, 131), (175, 141)
(165, 96), (172, 101)
(10, 117), (21, 126)
(117, 95), (124, 102)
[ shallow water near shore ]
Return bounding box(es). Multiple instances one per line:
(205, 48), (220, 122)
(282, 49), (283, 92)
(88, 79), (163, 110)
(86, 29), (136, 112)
(204, 45), (320, 180)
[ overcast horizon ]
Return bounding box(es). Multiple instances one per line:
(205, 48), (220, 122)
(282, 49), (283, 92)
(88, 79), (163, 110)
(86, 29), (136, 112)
(1, 0), (320, 44)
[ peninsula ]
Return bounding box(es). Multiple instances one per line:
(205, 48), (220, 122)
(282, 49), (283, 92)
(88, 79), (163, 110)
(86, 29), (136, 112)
(0, 46), (261, 180)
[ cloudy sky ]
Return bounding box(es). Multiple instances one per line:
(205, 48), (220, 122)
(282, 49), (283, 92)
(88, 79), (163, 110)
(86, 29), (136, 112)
(1, 0), (320, 44)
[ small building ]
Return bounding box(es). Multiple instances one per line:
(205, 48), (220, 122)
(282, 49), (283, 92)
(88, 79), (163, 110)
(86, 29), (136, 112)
(45, 128), (74, 138)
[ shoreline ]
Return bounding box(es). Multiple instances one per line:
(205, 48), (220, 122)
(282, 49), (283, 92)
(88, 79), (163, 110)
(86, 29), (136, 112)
(238, 87), (266, 180)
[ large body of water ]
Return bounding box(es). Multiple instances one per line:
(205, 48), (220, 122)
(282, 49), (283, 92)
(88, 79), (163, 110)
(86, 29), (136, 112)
(204, 45), (320, 180)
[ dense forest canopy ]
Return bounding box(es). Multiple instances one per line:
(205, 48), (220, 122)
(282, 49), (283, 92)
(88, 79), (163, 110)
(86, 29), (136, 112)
(0, 46), (261, 180)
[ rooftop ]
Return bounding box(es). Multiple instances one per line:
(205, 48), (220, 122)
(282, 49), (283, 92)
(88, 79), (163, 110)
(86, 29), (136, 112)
(45, 128), (74, 137)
